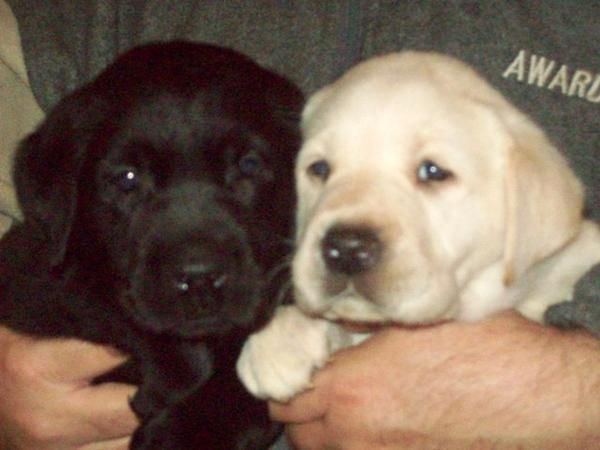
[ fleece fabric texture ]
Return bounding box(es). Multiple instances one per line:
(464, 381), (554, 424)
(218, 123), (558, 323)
(7, 1), (600, 220)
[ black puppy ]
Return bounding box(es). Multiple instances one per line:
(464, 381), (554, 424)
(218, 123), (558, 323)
(0, 41), (303, 449)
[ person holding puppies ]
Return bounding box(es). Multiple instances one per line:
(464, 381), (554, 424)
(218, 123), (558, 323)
(1, 1), (599, 449)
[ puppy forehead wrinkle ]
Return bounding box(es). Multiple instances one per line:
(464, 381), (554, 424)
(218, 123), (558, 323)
(125, 94), (230, 138)
(303, 53), (508, 139)
(114, 112), (261, 182)
(332, 51), (503, 106)
(303, 98), (510, 191)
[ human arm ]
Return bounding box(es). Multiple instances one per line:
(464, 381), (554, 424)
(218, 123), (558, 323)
(271, 311), (600, 450)
(0, 326), (138, 450)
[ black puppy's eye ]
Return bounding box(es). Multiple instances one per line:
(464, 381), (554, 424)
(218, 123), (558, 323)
(114, 169), (140, 192)
(238, 154), (262, 177)
(416, 160), (453, 183)
(307, 159), (331, 181)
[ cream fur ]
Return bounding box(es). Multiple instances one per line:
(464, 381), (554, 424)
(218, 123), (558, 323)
(237, 51), (600, 401)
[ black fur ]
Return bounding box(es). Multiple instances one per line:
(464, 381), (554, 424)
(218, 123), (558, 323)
(0, 41), (303, 449)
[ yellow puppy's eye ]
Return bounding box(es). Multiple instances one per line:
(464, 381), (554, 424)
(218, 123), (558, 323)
(417, 160), (453, 183)
(307, 159), (331, 181)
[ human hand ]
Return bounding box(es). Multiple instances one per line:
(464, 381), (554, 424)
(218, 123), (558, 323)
(270, 312), (600, 450)
(0, 326), (138, 450)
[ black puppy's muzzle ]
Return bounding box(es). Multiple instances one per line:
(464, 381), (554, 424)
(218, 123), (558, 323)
(161, 240), (233, 320)
(124, 184), (261, 337)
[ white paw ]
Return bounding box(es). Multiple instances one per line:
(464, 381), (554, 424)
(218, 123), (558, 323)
(237, 305), (348, 402)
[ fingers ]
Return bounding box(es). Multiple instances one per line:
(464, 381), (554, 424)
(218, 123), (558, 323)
(0, 326), (129, 385)
(268, 384), (328, 424)
(43, 340), (138, 442)
(80, 436), (131, 450)
(0, 327), (137, 448)
(285, 421), (327, 450)
(71, 382), (138, 442)
(0, 378), (136, 450)
(26, 338), (129, 383)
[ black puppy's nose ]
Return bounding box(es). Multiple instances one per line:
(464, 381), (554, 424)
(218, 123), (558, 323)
(175, 263), (228, 296)
(321, 225), (382, 275)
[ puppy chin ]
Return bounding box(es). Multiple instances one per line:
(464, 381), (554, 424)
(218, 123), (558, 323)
(295, 276), (459, 326)
(323, 296), (387, 323)
(294, 282), (385, 322)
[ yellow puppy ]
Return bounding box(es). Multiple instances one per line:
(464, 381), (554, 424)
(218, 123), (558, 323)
(237, 51), (600, 402)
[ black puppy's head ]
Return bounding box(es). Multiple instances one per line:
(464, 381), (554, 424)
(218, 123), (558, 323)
(15, 42), (303, 337)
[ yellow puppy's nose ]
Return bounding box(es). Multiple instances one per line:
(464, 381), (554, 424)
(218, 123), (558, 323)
(321, 225), (382, 275)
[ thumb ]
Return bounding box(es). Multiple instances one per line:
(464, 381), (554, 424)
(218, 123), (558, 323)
(268, 385), (328, 424)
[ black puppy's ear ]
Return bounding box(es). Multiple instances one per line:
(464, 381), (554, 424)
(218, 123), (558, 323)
(13, 87), (107, 267)
(264, 74), (305, 136)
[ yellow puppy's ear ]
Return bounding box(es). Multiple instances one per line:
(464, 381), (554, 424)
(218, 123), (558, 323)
(502, 116), (584, 285)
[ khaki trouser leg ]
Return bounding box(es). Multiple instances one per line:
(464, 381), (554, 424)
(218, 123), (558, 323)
(0, 0), (44, 233)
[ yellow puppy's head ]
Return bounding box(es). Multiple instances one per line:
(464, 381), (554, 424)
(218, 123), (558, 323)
(292, 51), (584, 325)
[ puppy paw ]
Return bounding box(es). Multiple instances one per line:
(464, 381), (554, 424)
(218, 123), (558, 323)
(237, 305), (349, 402)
